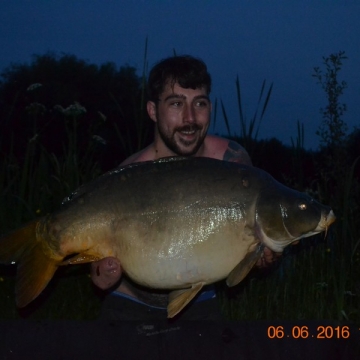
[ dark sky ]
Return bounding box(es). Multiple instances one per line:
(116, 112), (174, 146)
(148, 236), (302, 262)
(1, 1), (359, 149)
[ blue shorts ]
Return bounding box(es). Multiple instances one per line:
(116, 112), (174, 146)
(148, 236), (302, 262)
(99, 287), (222, 321)
(110, 288), (216, 310)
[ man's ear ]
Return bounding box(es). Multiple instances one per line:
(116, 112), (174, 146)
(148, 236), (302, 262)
(147, 101), (157, 122)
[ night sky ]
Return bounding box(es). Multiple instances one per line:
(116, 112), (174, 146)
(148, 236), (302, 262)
(1, 1), (359, 150)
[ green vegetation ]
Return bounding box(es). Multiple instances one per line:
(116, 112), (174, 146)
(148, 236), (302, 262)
(0, 53), (152, 319)
(219, 51), (360, 324)
(0, 52), (359, 322)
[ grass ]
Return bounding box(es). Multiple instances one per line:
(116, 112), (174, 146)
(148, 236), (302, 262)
(218, 233), (359, 322)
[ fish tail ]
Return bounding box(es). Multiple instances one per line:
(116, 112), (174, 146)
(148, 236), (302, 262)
(0, 220), (59, 307)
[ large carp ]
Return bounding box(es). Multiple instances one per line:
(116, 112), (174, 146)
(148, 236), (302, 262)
(0, 157), (335, 318)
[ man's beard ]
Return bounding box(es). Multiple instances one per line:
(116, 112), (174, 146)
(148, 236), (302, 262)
(157, 123), (206, 156)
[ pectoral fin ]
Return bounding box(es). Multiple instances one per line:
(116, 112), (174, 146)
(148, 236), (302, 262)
(226, 243), (264, 287)
(168, 282), (205, 318)
(60, 253), (101, 265)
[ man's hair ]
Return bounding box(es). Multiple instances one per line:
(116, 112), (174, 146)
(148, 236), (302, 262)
(147, 55), (212, 102)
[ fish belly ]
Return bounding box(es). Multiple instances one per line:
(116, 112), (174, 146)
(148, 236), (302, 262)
(114, 215), (254, 290)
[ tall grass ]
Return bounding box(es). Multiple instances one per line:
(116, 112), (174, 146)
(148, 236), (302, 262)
(0, 50), (151, 320)
(219, 77), (273, 158)
(0, 102), (106, 319)
(216, 52), (360, 324)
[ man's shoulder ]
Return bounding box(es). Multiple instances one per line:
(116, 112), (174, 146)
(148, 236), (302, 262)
(204, 135), (252, 165)
(205, 135), (245, 150)
(205, 134), (229, 146)
(120, 145), (154, 166)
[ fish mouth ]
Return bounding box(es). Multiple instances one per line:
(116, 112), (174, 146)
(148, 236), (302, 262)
(314, 209), (336, 235)
(292, 209), (336, 241)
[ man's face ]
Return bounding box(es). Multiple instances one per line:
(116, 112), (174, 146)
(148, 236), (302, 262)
(148, 82), (211, 156)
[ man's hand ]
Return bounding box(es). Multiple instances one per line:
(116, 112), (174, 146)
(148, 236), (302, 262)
(256, 241), (300, 268)
(256, 247), (281, 268)
(90, 257), (122, 290)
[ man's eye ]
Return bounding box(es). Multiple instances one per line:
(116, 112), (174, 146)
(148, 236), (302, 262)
(195, 101), (209, 107)
(171, 101), (182, 107)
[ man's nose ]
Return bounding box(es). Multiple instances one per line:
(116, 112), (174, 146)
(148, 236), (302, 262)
(183, 103), (196, 123)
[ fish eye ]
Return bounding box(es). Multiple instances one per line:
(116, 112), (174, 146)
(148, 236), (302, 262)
(298, 203), (307, 210)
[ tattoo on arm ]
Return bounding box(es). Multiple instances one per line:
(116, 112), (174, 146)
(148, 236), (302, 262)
(223, 141), (252, 165)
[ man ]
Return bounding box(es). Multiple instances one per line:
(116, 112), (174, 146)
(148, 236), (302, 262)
(91, 55), (276, 320)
